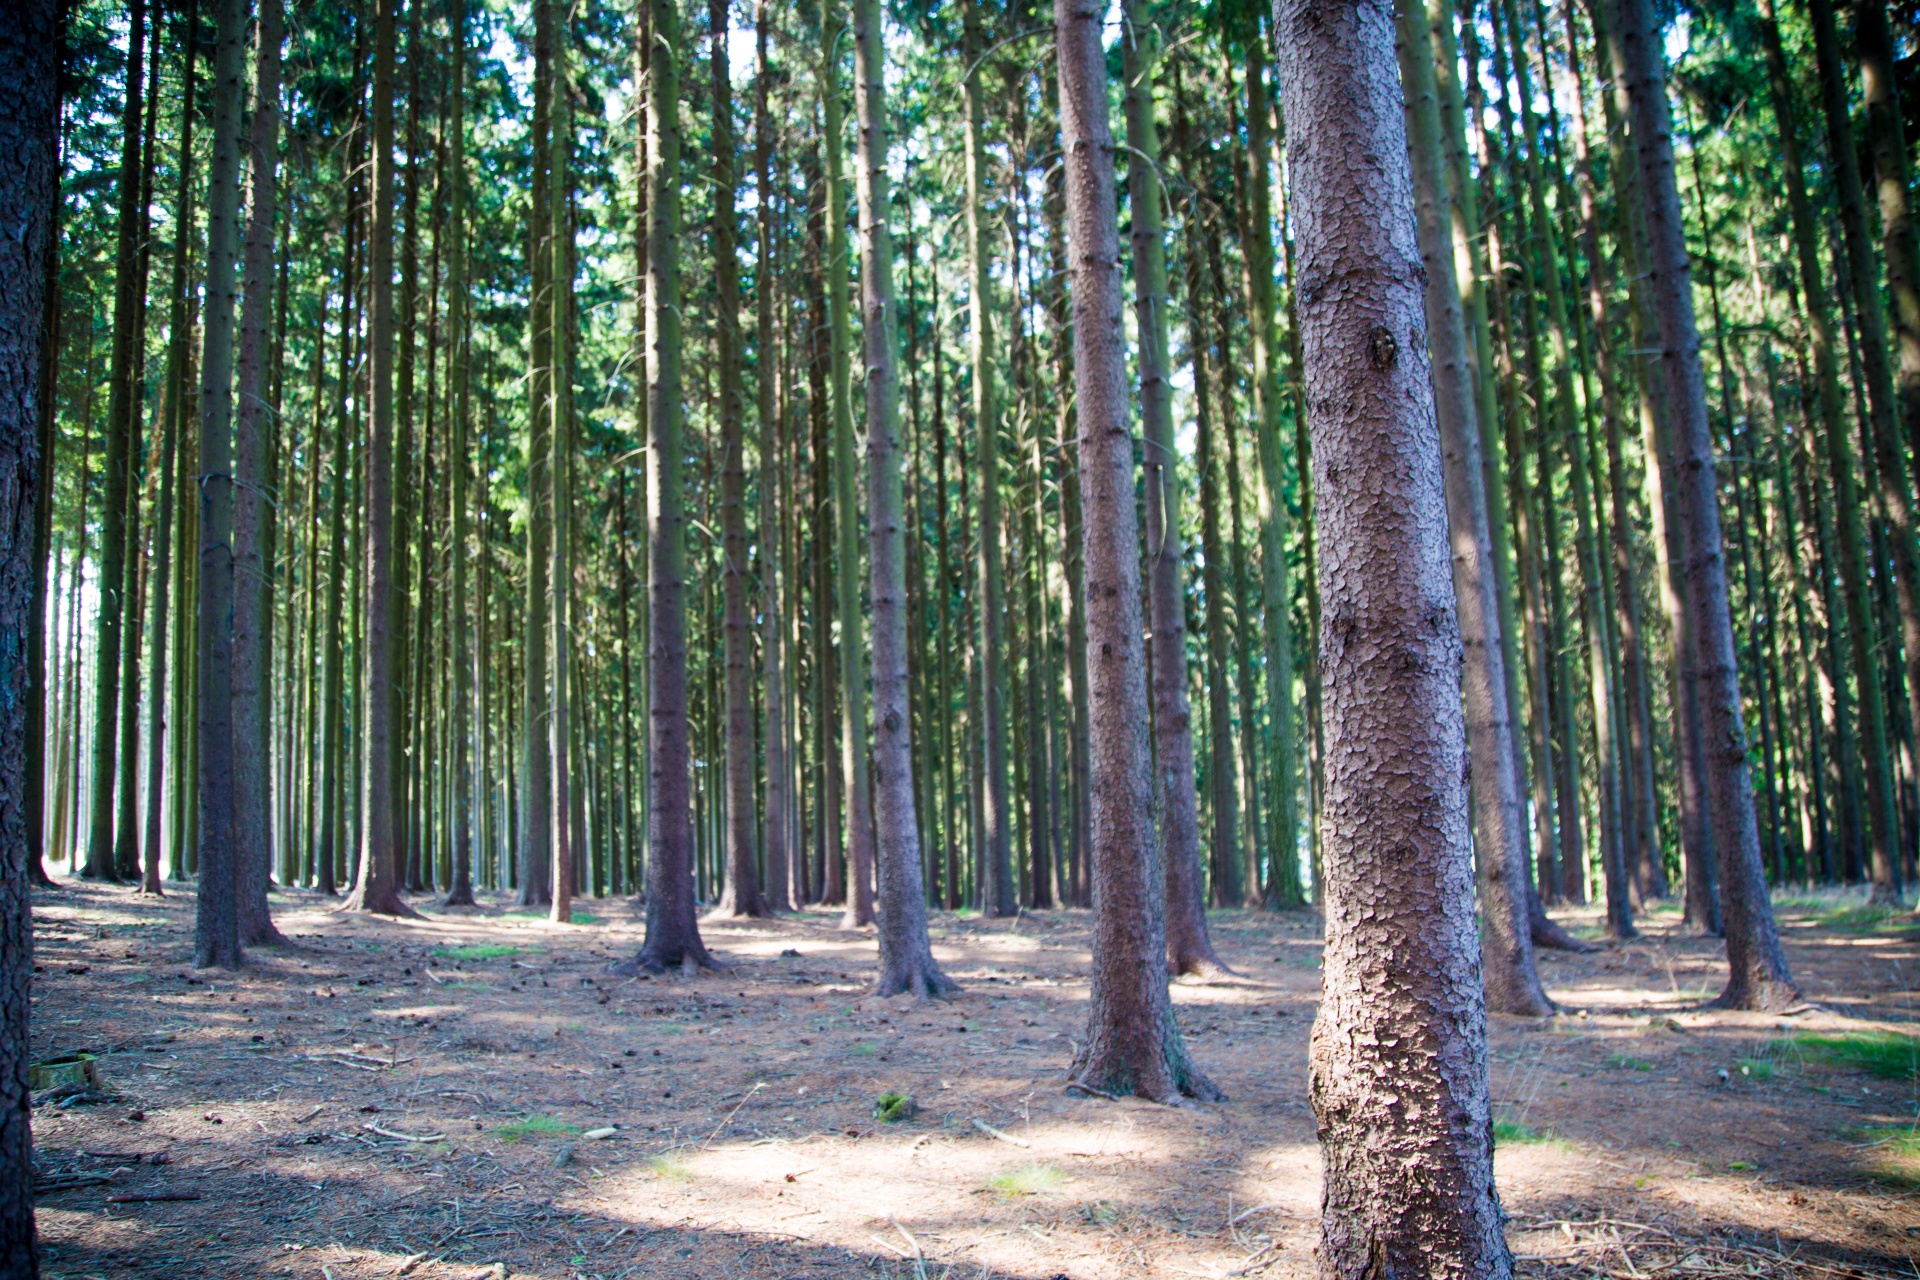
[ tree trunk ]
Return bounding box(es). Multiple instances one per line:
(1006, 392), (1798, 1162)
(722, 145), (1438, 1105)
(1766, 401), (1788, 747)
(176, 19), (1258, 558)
(712, 0), (767, 920)
(234, 0), (285, 947)
(444, 0), (474, 907)
(1612, 0), (1798, 1006)
(1270, 0), (1508, 1269)
(755, 0), (791, 913)
(851, 0), (956, 996)
(1121, 7), (1228, 978)
(616, 0), (713, 975)
(0, 0), (57, 1259)
(1058, 0), (1220, 1103)
(1396, 0), (1553, 1017)
(520, 0), (554, 907)
(193, 0), (252, 965)
(345, 0), (415, 918)
(86, 0), (147, 884)
(547, 0), (575, 925)
(962, 0), (1015, 918)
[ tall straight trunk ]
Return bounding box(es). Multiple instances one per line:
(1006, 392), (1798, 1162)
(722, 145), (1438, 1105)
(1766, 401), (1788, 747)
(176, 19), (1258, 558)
(1121, 8), (1226, 976)
(1183, 164), (1241, 911)
(1272, 0), (1507, 1270)
(1505, 0), (1630, 934)
(1613, 0), (1797, 1005)
(547, 2), (575, 924)
(86, 0), (147, 883)
(616, 0), (711, 974)
(818, 0), (874, 929)
(319, 225), (356, 897)
(961, 0), (1015, 917)
(1241, 35), (1303, 909)
(755, 0), (790, 912)
(712, 0), (766, 919)
(0, 0), (57, 1259)
(520, 0), (553, 907)
(1807, 0), (1911, 902)
(145, 21), (199, 895)
(852, 0), (954, 994)
(234, 0), (285, 946)
(1395, 0), (1553, 1016)
(346, 0), (413, 917)
(194, 0), (251, 966)
(1058, 0), (1219, 1103)
(444, 0), (473, 906)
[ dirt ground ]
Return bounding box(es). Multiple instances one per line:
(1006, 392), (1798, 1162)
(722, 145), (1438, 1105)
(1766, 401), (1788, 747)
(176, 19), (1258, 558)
(22, 876), (1920, 1279)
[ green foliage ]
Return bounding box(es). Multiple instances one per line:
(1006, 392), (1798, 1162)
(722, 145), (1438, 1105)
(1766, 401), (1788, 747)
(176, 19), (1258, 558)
(1604, 1054), (1654, 1071)
(873, 1091), (918, 1123)
(1794, 1032), (1920, 1081)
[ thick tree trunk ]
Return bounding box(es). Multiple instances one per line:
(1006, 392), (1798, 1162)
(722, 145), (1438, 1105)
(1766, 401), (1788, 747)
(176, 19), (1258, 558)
(616, 0), (713, 975)
(1270, 0), (1508, 1271)
(1058, 0), (1219, 1103)
(344, 0), (415, 918)
(234, 0), (285, 947)
(0, 0), (57, 1260)
(1613, 0), (1797, 1006)
(1396, 0), (1553, 1017)
(194, 0), (252, 966)
(712, 0), (767, 921)
(520, 0), (554, 907)
(962, 0), (1015, 918)
(852, 0), (956, 997)
(1120, 7), (1228, 979)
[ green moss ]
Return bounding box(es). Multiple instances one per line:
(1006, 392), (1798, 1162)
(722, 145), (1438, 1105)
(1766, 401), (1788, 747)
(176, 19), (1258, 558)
(1604, 1054), (1654, 1072)
(873, 1092), (918, 1123)
(1795, 1032), (1920, 1082)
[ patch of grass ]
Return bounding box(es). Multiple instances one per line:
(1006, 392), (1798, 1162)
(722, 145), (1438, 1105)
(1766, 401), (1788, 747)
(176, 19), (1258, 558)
(431, 944), (521, 961)
(986, 1163), (1065, 1197)
(491, 1115), (581, 1142)
(1735, 1057), (1774, 1080)
(849, 1042), (876, 1056)
(1849, 1125), (1920, 1187)
(646, 1152), (696, 1182)
(1494, 1119), (1547, 1144)
(1077, 1200), (1124, 1225)
(1605, 1054), (1654, 1072)
(1819, 904), (1913, 933)
(1795, 1031), (1920, 1082)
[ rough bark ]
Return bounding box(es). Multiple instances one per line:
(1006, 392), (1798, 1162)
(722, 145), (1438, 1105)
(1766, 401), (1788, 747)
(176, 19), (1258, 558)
(520, 0), (554, 907)
(445, 0), (474, 908)
(194, 0), (252, 966)
(1271, 0), (1509, 1272)
(547, 0), (575, 925)
(614, 0), (714, 976)
(0, 0), (55, 1261)
(1396, 0), (1553, 1017)
(852, 0), (956, 997)
(1612, 0), (1797, 1006)
(755, 0), (791, 913)
(1058, 0), (1219, 1104)
(234, 0), (286, 947)
(1119, 9), (1228, 979)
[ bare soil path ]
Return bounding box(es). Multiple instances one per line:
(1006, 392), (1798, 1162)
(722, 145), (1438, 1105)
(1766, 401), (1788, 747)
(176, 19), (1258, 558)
(24, 880), (1920, 1278)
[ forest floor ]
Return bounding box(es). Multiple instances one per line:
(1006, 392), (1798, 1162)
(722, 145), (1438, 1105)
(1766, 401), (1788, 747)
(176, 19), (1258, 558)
(22, 876), (1920, 1280)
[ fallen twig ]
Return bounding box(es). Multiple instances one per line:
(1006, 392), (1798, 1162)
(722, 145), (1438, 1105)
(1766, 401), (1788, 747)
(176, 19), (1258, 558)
(106, 1191), (201, 1203)
(363, 1123), (448, 1143)
(970, 1118), (1030, 1148)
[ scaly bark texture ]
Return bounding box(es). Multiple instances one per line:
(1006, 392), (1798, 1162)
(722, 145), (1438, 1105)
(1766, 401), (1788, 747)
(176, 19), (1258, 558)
(194, 0), (253, 967)
(1613, 0), (1798, 1006)
(0, 0), (55, 1262)
(1270, 0), (1508, 1273)
(615, 0), (714, 976)
(234, 0), (286, 948)
(1058, 0), (1219, 1104)
(852, 0), (957, 999)
(1395, 0), (1550, 1018)
(1119, 6), (1228, 979)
